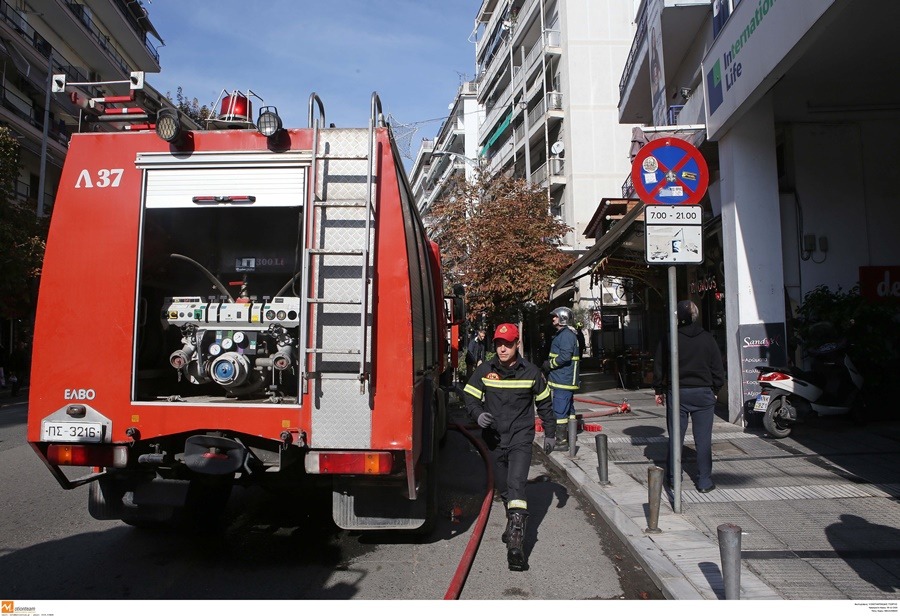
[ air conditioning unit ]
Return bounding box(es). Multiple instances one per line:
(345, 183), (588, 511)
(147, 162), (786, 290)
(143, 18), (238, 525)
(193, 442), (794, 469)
(548, 91), (563, 109)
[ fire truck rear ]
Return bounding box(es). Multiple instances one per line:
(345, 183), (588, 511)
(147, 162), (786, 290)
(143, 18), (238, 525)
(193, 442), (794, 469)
(27, 83), (457, 531)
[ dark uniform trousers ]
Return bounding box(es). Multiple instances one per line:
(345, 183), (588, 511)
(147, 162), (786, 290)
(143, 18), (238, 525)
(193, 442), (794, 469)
(463, 357), (554, 512)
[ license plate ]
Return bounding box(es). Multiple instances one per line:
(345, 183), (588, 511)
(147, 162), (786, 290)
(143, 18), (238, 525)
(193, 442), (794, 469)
(753, 394), (770, 412)
(41, 421), (103, 443)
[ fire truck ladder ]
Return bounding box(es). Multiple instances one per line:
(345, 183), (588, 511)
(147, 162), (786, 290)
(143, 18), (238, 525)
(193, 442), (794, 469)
(299, 93), (382, 449)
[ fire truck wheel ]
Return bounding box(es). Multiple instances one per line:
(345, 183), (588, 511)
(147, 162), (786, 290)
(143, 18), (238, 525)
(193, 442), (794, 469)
(437, 390), (449, 448)
(407, 440), (440, 537)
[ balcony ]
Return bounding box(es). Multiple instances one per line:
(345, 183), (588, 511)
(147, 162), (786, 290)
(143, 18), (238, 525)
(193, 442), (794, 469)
(520, 29), (561, 82)
(81, 0), (163, 70)
(486, 137), (514, 175)
(0, 83), (70, 148)
(532, 158), (566, 188)
(618, 0), (711, 124)
(66, 2), (130, 73)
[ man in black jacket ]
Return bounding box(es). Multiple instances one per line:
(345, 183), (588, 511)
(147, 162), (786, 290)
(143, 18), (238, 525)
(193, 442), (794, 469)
(465, 327), (486, 380)
(652, 301), (725, 493)
(464, 323), (555, 571)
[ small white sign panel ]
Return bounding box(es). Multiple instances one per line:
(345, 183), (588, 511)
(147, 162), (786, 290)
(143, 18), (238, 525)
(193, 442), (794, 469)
(645, 205), (703, 264)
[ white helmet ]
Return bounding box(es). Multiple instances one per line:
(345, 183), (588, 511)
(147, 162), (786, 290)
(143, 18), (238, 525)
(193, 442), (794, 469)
(551, 307), (573, 327)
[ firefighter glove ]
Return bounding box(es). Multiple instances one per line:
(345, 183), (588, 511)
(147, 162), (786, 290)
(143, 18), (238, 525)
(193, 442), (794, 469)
(543, 436), (556, 454)
(542, 360), (551, 373)
(477, 412), (495, 429)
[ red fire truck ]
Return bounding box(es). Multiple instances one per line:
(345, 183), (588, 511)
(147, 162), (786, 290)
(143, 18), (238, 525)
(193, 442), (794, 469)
(27, 85), (460, 532)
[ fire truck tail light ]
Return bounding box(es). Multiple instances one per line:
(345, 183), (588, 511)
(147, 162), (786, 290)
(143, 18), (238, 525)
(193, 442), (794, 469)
(305, 451), (394, 475)
(47, 444), (128, 468)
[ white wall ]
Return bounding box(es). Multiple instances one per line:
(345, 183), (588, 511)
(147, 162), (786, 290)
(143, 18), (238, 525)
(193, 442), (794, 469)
(560, 0), (637, 249)
(719, 95), (784, 421)
(791, 124), (867, 293)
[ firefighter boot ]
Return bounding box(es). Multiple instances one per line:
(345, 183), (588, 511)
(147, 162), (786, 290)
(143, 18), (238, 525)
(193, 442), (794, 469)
(555, 432), (569, 451)
(500, 498), (511, 542)
(506, 510), (529, 571)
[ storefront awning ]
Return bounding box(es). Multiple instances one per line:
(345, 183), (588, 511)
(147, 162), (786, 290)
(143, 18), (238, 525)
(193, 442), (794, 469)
(550, 204), (644, 300)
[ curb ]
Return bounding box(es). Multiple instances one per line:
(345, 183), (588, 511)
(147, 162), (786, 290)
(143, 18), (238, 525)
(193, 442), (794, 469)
(537, 436), (781, 600)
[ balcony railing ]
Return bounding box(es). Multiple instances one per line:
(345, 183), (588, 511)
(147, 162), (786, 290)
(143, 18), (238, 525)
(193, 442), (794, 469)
(0, 1), (52, 58)
(486, 138), (514, 174)
(0, 0), (104, 99)
(532, 158), (565, 187)
(113, 0), (160, 63)
(532, 161), (548, 186)
(621, 174), (635, 198)
(12, 178), (54, 207)
(0, 84), (70, 145)
(527, 97), (546, 127)
(619, 1), (649, 98)
(65, 1), (130, 75)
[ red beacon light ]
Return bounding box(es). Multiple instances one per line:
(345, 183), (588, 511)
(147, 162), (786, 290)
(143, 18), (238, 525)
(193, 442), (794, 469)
(207, 88), (283, 137)
(219, 92), (252, 123)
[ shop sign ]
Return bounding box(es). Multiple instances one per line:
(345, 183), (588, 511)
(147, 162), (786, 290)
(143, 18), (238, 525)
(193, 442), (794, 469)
(703, 0), (835, 139)
(737, 322), (787, 406)
(859, 266), (900, 301)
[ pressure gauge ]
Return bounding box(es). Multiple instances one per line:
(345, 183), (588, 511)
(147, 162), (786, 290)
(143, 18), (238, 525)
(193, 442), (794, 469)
(233, 331), (246, 345)
(208, 343), (222, 356)
(221, 337), (234, 351)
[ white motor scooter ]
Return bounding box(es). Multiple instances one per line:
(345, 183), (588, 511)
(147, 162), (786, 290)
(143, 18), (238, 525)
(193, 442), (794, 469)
(751, 340), (864, 438)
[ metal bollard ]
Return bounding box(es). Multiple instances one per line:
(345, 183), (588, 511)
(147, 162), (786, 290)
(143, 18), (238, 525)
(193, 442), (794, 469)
(567, 417), (577, 457)
(717, 523), (742, 599)
(595, 433), (609, 485)
(645, 466), (664, 533)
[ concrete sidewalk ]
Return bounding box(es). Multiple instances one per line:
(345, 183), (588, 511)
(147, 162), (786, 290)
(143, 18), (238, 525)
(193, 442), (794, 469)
(540, 373), (900, 600)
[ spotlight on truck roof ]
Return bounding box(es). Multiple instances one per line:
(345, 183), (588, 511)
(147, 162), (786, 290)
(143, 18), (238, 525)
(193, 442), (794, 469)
(155, 109), (182, 143)
(257, 106), (283, 137)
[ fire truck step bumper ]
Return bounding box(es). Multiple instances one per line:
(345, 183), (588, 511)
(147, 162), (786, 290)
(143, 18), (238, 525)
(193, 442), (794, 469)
(332, 480), (426, 531)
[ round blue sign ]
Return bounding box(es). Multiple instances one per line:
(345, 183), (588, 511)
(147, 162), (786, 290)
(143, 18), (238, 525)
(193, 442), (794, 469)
(631, 137), (709, 205)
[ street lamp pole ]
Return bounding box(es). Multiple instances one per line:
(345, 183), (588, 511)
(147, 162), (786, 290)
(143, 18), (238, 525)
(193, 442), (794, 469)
(37, 52), (52, 218)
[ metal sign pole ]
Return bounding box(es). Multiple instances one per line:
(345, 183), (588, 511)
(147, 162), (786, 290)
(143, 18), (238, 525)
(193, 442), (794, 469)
(668, 265), (681, 513)
(631, 137), (708, 516)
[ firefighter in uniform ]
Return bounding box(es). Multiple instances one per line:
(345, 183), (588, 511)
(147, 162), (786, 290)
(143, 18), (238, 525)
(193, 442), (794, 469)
(543, 307), (581, 449)
(463, 323), (555, 571)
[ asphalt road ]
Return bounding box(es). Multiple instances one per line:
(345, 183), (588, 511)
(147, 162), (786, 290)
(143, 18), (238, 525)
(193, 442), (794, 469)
(0, 395), (662, 601)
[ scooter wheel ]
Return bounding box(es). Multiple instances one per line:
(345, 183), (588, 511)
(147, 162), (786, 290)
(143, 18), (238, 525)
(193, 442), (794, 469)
(763, 398), (793, 439)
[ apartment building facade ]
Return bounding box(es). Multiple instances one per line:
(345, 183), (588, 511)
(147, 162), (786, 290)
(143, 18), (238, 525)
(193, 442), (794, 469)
(0, 0), (173, 350)
(408, 80), (481, 219)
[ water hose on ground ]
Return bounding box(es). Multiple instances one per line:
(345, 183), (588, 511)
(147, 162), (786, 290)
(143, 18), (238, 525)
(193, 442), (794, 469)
(444, 421), (494, 600)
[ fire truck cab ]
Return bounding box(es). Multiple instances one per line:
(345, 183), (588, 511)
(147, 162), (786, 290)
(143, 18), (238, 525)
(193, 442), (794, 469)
(27, 86), (452, 532)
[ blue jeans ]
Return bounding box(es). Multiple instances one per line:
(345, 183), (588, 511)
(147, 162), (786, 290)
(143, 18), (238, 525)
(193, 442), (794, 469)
(666, 386), (716, 490)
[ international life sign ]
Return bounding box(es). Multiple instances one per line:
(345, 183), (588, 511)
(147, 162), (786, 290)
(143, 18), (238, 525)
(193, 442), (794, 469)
(703, 0), (835, 140)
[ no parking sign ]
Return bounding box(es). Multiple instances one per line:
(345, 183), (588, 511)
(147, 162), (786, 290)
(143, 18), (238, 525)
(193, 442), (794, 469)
(631, 137), (708, 205)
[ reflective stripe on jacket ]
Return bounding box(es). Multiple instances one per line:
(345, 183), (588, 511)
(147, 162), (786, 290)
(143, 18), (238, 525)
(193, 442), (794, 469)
(463, 356), (555, 446)
(548, 327), (580, 390)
